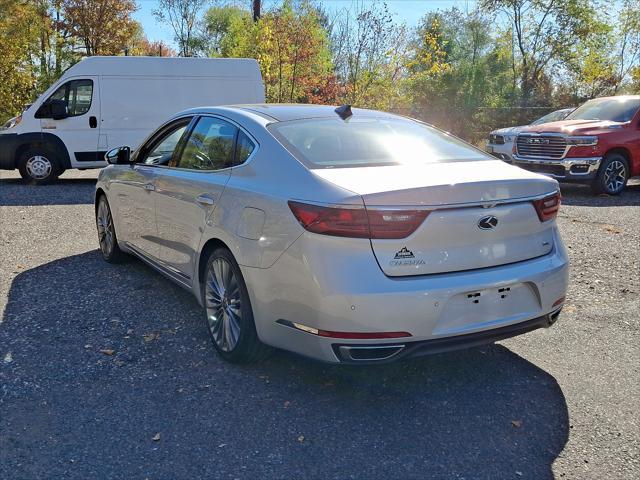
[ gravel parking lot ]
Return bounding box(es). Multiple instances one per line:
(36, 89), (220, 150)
(1, 169), (638, 479)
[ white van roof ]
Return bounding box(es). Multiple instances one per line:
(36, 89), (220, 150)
(63, 56), (262, 79)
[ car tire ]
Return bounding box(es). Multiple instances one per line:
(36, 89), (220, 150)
(18, 148), (62, 184)
(96, 195), (126, 263)
(202, 247), (272, 364)
(591, 153), (629, 195)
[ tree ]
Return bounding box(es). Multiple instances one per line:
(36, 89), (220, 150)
(203, 4), (250, 56)
(130, 23), (177, 56)
(613, 0), (640, 93)
(481, 0), (598, 112)
(329, 0), (405, 106)
(153, 0), (210, 57)
(61, 0), (139, 56)
(0, 0), (40, 121)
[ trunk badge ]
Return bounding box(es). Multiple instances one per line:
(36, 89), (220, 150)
(478, 216), (499, 230)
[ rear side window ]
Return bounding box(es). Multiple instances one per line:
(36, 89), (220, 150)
(235, 130), (255, 165)
(178, 117), (238, 171)
(40, 79), (93, 117)
(268, 117), (487, 169)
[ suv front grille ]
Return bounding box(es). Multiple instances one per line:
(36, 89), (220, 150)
(516, 135), (567, 159)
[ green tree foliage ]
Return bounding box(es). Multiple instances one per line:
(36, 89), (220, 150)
(205, 0), (335, 103)
(0, 0), (41, 121)
(405, 9), (516, 141)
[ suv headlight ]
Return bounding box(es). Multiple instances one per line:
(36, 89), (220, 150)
(567, 136), (598, 146)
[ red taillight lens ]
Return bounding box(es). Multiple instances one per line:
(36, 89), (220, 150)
(533, 192), (561, 222)
(288, 201), (429, 239)
(288, 201), (369, 238)
(366, 209), (430, 239)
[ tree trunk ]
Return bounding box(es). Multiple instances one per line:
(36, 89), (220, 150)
(253, 0), (261, 22)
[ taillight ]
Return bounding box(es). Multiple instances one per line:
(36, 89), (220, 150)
(533, 192), (561, 222)
(288, 201), (429, 239)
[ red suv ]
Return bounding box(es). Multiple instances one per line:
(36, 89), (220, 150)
(513, 95), (640, 195)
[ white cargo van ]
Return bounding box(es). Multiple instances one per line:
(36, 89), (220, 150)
(0, 56), (265, 183)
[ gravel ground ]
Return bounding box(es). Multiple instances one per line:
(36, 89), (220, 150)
(0, 169), (638, 480)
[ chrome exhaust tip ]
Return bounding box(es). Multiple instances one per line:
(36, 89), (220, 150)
(337, 344), (405, 362)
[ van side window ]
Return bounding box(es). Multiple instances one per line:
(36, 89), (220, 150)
(235, 130), (255, 165)
(38, 79), (93, 117)
(178, 117), (238, 171)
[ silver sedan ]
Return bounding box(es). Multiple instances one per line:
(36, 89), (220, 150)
(95, 104), (569, 364)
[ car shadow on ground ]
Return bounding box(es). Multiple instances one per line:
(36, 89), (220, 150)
(559, 180), (640, 207)
(0, 177), (96, 206)
(0, 251), (569, 479)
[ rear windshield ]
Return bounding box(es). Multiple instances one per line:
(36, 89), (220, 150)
(267, 116), (488, 169)
(565, 98), (640, 123)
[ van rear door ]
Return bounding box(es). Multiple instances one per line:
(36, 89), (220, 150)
(38, 76), (102, 168)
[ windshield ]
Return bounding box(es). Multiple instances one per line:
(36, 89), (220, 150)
(531, 109), (571, 125)
(565, 98), (640, 122)
(268, 117), (488, 169)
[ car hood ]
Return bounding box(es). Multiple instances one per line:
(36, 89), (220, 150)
(519, 119), (628, 135)
(491, 125), (527, 135)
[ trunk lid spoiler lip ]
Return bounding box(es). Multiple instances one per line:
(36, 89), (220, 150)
(289, 190), (560, 212)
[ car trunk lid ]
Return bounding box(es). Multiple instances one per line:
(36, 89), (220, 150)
(312, 160), (558, 276)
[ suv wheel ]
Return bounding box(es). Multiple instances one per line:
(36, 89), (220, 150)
(18, 148), (62, 184)
(202, 248), (272, 363)
(591, 153), (629, 195)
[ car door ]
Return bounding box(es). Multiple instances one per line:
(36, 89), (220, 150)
(153, 115), (238, 281)
(109, 118), (192, 259)
(35, 77), (103, 165)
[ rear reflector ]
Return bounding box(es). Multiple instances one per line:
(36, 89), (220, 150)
(552, 296), (566, 307)
(533, 192), (561, 222)
(288, 201), (429, 239)
(277, 320), (412, 339)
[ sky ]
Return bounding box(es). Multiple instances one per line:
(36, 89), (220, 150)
(133, 0), (479, 46)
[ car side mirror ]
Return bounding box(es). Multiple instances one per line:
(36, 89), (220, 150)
(49, 99), (69, 120)
(105, 146), (131, 165)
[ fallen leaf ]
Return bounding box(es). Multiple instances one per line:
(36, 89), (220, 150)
(283, 401), (291, 408)
(99, 349), (115, 356)
(3, 352), (13, 363)
(511, 420), (523, 428)
(143, 333), (160, 342)
(152, 433), (161, 442)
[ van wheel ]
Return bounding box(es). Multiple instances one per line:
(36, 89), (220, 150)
(18, 148), (61, 184)
(591, 153), (629, 195)
(202, 248), (272, 364)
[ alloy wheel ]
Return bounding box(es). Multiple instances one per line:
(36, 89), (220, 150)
(96, 200), (114, 257)
(604, 159), (627, 194)
(205, 257), (242, 352)
(25, 155), (52, 180)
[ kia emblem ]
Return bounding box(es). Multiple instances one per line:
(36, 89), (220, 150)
(478, 215), (499, 230)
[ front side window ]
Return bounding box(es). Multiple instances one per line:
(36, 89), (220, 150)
(40, 79), (93, 117)
(137, 121), (189, 166)
(268, 116), (488, 169)
(565, 98), (640, 123)
(178, 117), (238, 171)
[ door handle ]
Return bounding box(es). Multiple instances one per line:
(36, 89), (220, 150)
(89, 116), (97, 128)
(143, 183), (155, 191)
(196, 194), (215, 205)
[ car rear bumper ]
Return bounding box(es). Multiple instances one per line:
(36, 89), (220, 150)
(331, 309), (562, 364)
(242, 226), (569, 363)
(512, 154), (601, 181)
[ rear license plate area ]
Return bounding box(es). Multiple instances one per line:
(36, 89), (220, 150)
(433, 283), (540, 335)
